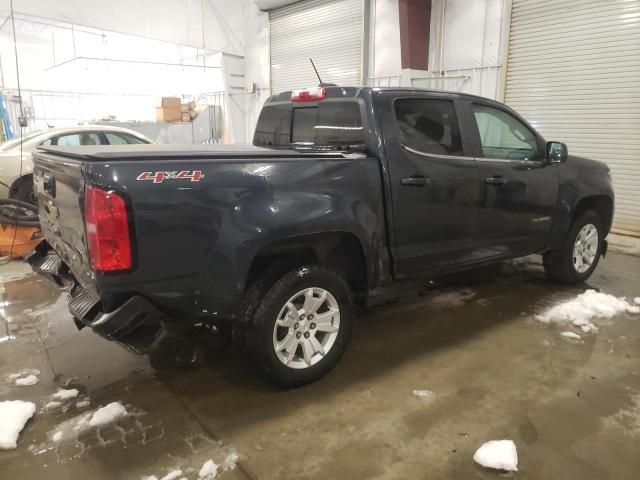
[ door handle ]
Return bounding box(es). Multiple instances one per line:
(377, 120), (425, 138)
(401, 175), (429, 187)
(485, 175), (506, 186)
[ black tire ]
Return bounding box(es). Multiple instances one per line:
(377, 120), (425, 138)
(11, 177), (36, 205)
(246, 265), (354, 388)
(543, 210), (604, 284)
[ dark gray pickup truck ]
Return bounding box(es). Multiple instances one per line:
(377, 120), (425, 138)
(28, 86), (613, 386)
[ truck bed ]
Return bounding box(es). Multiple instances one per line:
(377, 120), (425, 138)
(31, 144), (386, 330)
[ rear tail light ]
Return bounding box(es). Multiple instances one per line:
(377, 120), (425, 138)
(84, 185), (132, 271)
(291, 87), (326, 102)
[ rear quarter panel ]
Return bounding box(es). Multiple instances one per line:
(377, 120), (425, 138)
(85, 156), (386, 318)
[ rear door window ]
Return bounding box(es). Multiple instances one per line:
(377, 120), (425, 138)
(394, 98), (463, 156)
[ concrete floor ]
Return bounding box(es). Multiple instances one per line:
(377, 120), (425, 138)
(1, 252), (640, 479)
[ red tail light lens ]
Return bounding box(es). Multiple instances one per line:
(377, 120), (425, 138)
(84, 185), (132, 271)
(291, 87), (326, 102)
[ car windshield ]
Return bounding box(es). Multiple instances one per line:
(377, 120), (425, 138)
(0, 130), (45, 151)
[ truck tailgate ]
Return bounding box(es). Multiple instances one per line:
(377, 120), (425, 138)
(32, 151), (96, 294)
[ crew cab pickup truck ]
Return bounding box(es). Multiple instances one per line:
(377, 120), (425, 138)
(27, 87), (614, 387)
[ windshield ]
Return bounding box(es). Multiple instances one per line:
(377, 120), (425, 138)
(253, 101), (365, 151)
(0, 130), (45, 151)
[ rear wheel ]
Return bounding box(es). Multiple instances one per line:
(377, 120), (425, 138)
(247, 265), (353, 388)
(543, 210), (604, 284)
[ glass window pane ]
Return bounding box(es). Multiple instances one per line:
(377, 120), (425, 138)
(253, 104), (292, 147)
(472, 105), (539, 160)
(56, 133), (101, 146)
(291, 107), (317, 145)
(106, 132), (146, 145)
(314, 102), (364, 149)
(394, 99), (463, 156)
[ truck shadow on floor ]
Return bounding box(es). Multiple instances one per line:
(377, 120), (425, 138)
(148, 255), (597, 402)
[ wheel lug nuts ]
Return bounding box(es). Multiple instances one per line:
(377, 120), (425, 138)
(304, 332), (310, 338)
(294, 322), (299, 330)
(307, 314), (313, 320)
(300, 314), (305, 320)
(296, 332), (302, 339)
(310, 323), (316, 329)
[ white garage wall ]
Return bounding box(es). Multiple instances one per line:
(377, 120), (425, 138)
(423, 0), (511, 99)
(368, 0), (402, 83)
(0, 0), (260, 139)
(0, 0), (245, 54)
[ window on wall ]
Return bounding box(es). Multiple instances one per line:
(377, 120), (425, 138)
(472, 104), (539, 161)
(394, 98), (463, 156)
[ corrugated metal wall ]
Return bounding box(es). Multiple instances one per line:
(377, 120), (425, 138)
(269, 0), (365, 94)
(505, 0), (640, 235)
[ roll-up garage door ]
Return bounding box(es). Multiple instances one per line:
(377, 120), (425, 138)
(505, 0), (640, 235)
(270, 0), (365, 94)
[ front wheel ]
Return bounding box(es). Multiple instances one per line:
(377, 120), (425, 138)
(543, 210), (604, 284)
(247, 265), (354, 388)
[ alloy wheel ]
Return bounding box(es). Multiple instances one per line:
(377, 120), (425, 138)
(573, 223), (598, 273)
(272, 287), (340, 369)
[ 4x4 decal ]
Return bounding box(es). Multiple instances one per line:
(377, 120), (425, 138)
(136, 170), (204, 184)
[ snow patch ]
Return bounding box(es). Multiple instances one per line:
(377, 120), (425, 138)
(45, 401), (62, 410)
(76, 400), (90, 409)
(50, 388), (79, 401)
(160, 470), (183, 480)
(412, 389), (434, 401)
(199, 459), (219, 479)
(560, 331), (582, 340)
(635, 297), (640, 305)
(536, 290), (640, 333)
(89, 402), (127, 428)
(7, 369), (40, 385)
(15, 375), (38, 386)
(50, 402), (128, 443)
(473, 439), (518, 472)
(0, 400), (36, 449)
(221, 451), (239, 471)
(0, 335), (16, 343)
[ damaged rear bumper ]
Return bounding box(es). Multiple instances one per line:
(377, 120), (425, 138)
(26, 243), (165, 353)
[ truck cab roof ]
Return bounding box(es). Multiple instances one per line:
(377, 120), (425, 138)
(265, 86), (496, 104)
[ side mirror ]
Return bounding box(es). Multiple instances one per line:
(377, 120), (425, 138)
(547, 141), (568, 163)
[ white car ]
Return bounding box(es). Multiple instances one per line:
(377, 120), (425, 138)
(0, 125), (154, 203)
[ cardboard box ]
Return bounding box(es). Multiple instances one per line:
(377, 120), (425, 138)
(180, 103), (189, 113)
(156, 106), (181, 122)
(160, 97), (181, 108)
(187, 101), (196, 110)
(181, 112), (191, 122)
